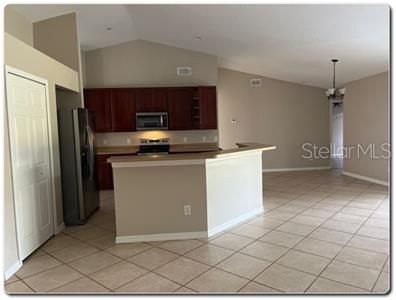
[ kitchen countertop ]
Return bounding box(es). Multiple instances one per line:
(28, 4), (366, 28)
(96, 143), (219, 155)
(108, 143), (276, 166)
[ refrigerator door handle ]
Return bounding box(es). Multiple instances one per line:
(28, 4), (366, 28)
(86, 126), (95, 180)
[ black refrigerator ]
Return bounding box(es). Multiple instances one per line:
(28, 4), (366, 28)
(58, 108), (99, 225)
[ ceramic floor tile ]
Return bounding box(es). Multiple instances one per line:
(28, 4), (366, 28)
(347, 235), (389, 254)
(294, 238), (342, 259)
(186, 268), (248, 293)
(357, 225), (389, 240)
(364, 217), (389, 229)
(331, 213), (367, 225)
(263, 210), (297, 221)
(68, 251), (121, 275)
(50, 242), (99, 263)
(24, 265), (84, 292)
(106, 242), (152, 259)
(184, 244), (234, 266)
(277, 250), (331, 275)
(306, 278), (367, 294)
(321, 261), (380, 290)
(128, 247), (179, 270)
(40, 235), (82, 253)
(372, 272), (389, 294)
(5, 275), (19, 285)
(308, 228), (353, 245)
(320, 219), (361, 234)
(50, 277), (110, 293)
(238, 281), (281, 294)
(289, 215), (326, 227)
(5, 280), (34, 294)
(174, 286), (197, 293)
(259, 230), (304, 248)
(89, 261), (147, 290)
(255, 264), (316, 293)
(115, 272), (180, 293)
(158, 239), (203, 255)
(86, 234), (116, 250)
(247, 216), (285, 229)
(334, 247), (387, 271)
(16, 254), (62, 279)
(69, 227), (114, 241)
(217, 253), (271, 279)
(230, 224), (271, 239)
(240, 240), (289, 261)
(276, 221), (316, 236)
(209, 233), (254, 251)
(340, 207), (373, 217)
(301, 208), (335, 218)
(155, 257), (210, 285)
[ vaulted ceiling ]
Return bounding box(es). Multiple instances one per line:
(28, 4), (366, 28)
(14, 4), (389, 88)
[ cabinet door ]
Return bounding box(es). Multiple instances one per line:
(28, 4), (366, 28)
(168, 88), (193, 130)
(135, 88), (168, 112)
(110, 89), (135, 132)
(199, 86), (218, 129)
(84, 89), (111, 132)
(95, 162), (112, 190)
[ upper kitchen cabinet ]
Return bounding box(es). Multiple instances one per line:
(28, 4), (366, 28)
(110, 89), (136, 132)
(84, 89), (112, 132)
(198, 86), (217, 129)
(168, 87), (194, 130)
(135, 88), (168, 112)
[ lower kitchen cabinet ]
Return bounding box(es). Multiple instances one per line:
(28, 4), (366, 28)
(95, 154), (113, 190)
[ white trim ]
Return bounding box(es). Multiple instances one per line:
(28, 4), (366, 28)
(4, 260), (23, 280)
(207, 207), (264, 237)
(262, 166), (331, 172)
(116, 231), (208, 244)
(342, 171), (389, 186)
(55, 223), (65, 235)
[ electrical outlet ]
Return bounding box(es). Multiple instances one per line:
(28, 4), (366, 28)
(183, 137), (188, 142)
(103, 139), (108, 145)
(184, 205), (191, 216)
(126, 138), (131, 145)
(202, 136), (206, 142)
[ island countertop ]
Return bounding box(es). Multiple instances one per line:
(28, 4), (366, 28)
(108, 143), (276, 166)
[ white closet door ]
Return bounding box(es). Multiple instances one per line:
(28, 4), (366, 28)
(6, 72), (54, 260)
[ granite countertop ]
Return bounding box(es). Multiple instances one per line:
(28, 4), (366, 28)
(108, 143), (276, 165)
(96, 143), (219, 155)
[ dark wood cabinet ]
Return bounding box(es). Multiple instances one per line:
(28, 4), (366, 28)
(84, 89), (111, 132)
(167, 88), (194, 130)
(110, 89), (135, 132)
(135, 88), (168, 112)
(198, 86), (217, 129)
(95, 154), (113, 190)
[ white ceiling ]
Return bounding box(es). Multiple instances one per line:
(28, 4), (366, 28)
(14, 4), (389, 88)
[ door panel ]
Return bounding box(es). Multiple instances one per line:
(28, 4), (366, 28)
(199, 86), (218, 129)
(168, 88), (193, 130)
(84, 89), (112, 132)
(110, 89), (135, 132)
(6, 72), (54, 260)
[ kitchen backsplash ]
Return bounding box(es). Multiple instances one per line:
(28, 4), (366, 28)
(95, 130), (219, 146)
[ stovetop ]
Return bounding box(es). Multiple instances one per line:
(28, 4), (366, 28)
(138, 138), (170, 155)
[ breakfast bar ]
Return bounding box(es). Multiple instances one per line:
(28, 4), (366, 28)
(108, 143), (275, 243)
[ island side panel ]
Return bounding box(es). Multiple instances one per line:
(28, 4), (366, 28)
(205, 151), (264, 236)
(112, 164), (208, 242)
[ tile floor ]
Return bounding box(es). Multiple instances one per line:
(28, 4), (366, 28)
(4, 170), (390, 294)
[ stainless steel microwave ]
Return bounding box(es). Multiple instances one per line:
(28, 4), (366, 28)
(136, 112), (168, 131)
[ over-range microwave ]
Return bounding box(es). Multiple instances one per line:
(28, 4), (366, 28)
(136, 112), (168, 131)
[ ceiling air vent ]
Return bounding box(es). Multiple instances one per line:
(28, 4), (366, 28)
(177, 67), (192, 76)
(251, 79), (261, 87)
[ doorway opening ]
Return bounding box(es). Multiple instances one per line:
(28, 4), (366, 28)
(330, 101), (343, 169)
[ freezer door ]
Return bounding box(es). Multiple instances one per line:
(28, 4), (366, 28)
(76, 108), (99, 220)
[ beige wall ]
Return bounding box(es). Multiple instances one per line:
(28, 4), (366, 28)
(4, 33), (80, 275)
(4, 5), (33, 46)
(218, 68), (329, 170)
(343, 72), (389, 183)
(33, 13), (80, 72)
(84, 39), (217, 88)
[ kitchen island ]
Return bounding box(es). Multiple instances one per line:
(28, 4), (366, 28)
(108, 143), (275, 243)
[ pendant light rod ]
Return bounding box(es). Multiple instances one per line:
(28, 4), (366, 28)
(332, 59), (338, 88)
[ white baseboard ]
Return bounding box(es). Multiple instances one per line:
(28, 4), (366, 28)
(55, 222), (65, 234)
(116, 231), (208, 244)
(262, 166), (331, 173)
(342, 171), (389, 186)
(207, 207), (264, 237)
(4, 260), (22, 280)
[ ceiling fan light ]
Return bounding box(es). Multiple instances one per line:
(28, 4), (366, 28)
(328, 88), (335, 95)
(339, 88), (346, 95)
(325, 90), (330, 97)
